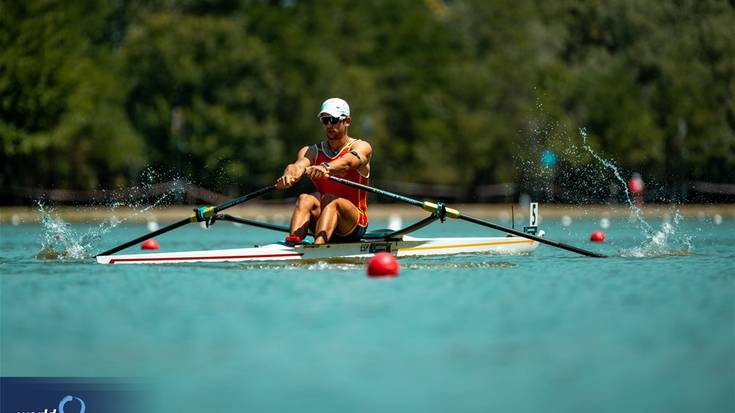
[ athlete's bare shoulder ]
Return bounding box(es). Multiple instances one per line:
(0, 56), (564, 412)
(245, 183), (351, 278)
(295, 145), (317, 166)
(350, 139), (372, 152)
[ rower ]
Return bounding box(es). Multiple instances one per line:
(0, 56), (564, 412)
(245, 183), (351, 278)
(275, 98), (372, 245)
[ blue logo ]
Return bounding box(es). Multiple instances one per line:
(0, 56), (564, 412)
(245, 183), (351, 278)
(59, 395), (85, 413)
(541, 149), (558, 168)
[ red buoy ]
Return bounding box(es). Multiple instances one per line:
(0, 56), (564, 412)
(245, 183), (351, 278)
(367, 252), (400, 277)
(628, 174), (644, 194)
(590, 230), (606, 243)
(142, 239), (160, 250)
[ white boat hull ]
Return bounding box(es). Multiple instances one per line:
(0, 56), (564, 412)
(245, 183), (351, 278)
(96, 235), (541, 265)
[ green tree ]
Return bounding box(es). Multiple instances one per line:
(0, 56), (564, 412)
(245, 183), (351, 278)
(121, 11), (283, 189)
(0, 0), (144, 191)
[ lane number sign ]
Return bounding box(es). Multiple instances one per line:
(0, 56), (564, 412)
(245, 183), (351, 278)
(529, 202), (538, 227)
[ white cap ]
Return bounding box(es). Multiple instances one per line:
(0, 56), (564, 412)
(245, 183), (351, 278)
(318, 98), (350, 117)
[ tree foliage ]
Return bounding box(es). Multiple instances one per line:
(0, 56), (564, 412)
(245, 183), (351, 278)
(1, 0), (733, 202)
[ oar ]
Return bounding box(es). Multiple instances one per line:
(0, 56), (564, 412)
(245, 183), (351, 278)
(97, 184), (276, 257)
(327, 176), (606, 258)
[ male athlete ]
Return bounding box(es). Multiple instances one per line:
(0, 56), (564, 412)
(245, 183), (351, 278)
(275, 98), (372, 244)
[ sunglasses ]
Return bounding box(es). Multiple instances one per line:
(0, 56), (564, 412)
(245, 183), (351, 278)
(320, 116), (344, 126)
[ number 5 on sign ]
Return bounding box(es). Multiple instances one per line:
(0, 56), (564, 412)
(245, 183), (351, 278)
(529, 202), (538, 227)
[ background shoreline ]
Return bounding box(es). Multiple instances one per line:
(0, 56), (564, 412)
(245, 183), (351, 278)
(2, 203), (733, 224)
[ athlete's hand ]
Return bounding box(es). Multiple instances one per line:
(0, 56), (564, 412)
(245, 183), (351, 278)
(275, 175), (296, 189)
(275, 165), (305, 189)
(305, 164), (329, 180)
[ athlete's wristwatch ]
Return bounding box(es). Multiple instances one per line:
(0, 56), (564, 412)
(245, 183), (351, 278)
(321, 162), (331, 173)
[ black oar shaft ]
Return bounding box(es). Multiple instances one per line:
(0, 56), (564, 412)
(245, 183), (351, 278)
(328, 177), (424, 208)
(214, 185), (277, 213)
(97, 217), (190, 257)
(218, 214), (291, 234)
(97, 184), (276, 257)
(327, 175), (606, 258)
(458, 215), (606, 258)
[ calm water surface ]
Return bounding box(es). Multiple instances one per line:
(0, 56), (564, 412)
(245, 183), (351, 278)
(1, 216), (733, 412)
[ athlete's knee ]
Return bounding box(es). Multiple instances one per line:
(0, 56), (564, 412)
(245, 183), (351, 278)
(327, 199), (357, 219)
(295, 194), (318, 209)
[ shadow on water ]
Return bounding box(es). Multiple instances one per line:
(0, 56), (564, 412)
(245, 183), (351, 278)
(230, 257), (518, 271)
(615, 249), (695, 258)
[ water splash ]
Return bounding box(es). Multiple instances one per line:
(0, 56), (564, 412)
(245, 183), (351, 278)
(619, 213), (693, 258)
(579, 128), (654, 235)
(521, 101), (693, 258)
(36, 179), (186, 261)
(37, 202), (109, 260)
(577, 128), (692, 257)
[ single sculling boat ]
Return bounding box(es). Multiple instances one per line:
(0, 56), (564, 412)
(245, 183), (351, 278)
(95, 176), (605, 265)
(96, 233), (543, 265)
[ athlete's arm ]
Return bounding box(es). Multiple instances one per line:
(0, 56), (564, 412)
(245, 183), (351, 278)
(306, 141), (372, 178)
(276, 146), (314, 189)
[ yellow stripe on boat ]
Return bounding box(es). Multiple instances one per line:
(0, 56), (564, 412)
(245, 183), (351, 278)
(399, 238), (534, 252)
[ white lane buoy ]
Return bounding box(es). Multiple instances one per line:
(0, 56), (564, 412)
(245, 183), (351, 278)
(11, 214), (21, 226)
(561, 215), (572, 227)
(387, 214), (403, 231)
(600, 217), (610, 229)
(713, 214), (723, 225)
(147, 220), (160, 232)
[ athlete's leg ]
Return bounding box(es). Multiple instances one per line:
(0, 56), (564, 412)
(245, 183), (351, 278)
(313, 196), (362, 244)
(289, 194), (320, 239)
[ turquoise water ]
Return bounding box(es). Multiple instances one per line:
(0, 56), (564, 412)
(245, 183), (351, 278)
(1, 215), (733, 412)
